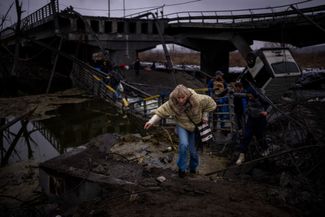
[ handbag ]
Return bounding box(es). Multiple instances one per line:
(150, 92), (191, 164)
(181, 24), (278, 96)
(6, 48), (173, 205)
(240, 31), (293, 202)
(197, 122), (213, 143)
(185, 112), (213, 143)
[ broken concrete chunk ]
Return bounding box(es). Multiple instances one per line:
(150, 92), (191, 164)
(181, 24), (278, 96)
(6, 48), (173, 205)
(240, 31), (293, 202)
(93, 164), (105, 174)
(162, 146), (173, 153)
(142, 135), (153, 141)
(156, 176), (167, 183)
(129, 193), (139, 201)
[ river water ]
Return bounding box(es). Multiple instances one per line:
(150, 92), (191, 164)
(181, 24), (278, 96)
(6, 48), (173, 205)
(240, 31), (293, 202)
(3, 99), (143, 165)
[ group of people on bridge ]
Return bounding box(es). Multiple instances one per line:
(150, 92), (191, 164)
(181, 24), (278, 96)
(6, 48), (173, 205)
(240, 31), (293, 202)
(91, 52), (138, 104)
(91, 53), (148, 104)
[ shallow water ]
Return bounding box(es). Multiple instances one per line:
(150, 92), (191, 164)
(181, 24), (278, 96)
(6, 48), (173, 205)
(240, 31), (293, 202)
(40, 99), (142, 148)
(2, 99), (143, 164)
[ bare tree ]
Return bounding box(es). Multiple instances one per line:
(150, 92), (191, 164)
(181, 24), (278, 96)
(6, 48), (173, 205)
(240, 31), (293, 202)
(10, 0), (22, 78)
(0, 2), (14, 83)
(0, 2), (14, 31)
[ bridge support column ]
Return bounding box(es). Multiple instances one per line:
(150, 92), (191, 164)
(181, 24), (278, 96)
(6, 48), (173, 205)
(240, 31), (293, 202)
(70, 18), (77, 32)
(200, 49), (229, 75)
(99, 20), (104, 33)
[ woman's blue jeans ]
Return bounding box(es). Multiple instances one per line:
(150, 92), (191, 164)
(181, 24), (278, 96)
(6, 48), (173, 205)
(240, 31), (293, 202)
(176, 125), (199, 172)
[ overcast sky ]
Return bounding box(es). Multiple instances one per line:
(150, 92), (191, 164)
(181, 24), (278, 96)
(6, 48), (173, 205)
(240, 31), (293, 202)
(1, 0), (324, 26)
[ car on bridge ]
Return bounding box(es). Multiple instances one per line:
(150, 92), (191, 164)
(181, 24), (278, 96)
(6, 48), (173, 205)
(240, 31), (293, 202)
(243, 47), (302, 102)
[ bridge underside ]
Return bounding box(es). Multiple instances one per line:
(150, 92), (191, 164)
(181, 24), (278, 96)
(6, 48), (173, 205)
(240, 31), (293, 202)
(174, 38), (237, 74)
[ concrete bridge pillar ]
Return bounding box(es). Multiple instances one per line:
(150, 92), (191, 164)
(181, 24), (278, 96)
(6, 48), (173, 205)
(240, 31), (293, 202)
(99, 20), (105, 33)
(148, 21), (153, 34)
(180, 38), (232, 75)
(70, 18), (77, 32)
(200, 48), (229, 75)
(136, 22), (141, 34)
(112, 21), (118, 33)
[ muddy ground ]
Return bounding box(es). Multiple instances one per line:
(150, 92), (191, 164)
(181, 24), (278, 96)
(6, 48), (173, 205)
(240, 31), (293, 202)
(0, 88), (324, 217)
(0, 128), (301, 217)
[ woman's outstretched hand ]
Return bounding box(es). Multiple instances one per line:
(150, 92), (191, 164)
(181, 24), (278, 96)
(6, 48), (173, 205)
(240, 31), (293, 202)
(144, 122), (152, 130)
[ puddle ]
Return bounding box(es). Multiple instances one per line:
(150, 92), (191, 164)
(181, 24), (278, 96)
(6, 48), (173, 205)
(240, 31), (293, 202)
(1, 99), (143, 165)
(40, 99), (142, 148)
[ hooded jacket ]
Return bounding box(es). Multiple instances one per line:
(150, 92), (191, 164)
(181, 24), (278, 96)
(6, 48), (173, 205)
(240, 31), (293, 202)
(150, 89), (217, 132)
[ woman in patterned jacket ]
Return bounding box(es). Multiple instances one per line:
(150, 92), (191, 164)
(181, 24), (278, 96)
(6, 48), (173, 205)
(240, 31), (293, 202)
(144, 84), (216, 177)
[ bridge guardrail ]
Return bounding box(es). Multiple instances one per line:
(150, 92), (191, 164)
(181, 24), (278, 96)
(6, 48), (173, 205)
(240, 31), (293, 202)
(0, 0), (59, 38)
(164, 5), (325, 24)
(71, 62), (237, 134)
(71, 63), (165, 119)
(22, 0), (59, 29)
(125, 5), (165, 19)
(2, 1), (324, 41)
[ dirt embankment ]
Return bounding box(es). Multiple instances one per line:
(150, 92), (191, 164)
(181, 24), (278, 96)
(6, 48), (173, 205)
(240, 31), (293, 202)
(0, 88), (89, 120)
(0, 131), (301, 217)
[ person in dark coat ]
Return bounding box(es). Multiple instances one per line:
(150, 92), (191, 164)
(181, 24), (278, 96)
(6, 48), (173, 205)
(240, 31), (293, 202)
(233, 81), (248, 131)
(236, 87), (268, 165)
(133, 58), (141, 76)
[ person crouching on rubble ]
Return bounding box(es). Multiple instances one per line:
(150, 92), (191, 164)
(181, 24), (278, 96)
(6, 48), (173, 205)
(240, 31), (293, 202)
(236, 87), (268, 165)
(144, 84), (217, 178)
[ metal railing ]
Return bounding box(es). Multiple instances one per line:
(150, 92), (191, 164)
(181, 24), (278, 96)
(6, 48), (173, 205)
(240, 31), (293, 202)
(213, 95), (235, 133)
(71, 62), (236, 133)
(164, 4), (325, 24)
(1, 1), (324, 39)
(71, 63), (165, 120)
(125, 5), (165, 19)
(21, 0), (59, 30)
(0, 0), (59, 38)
